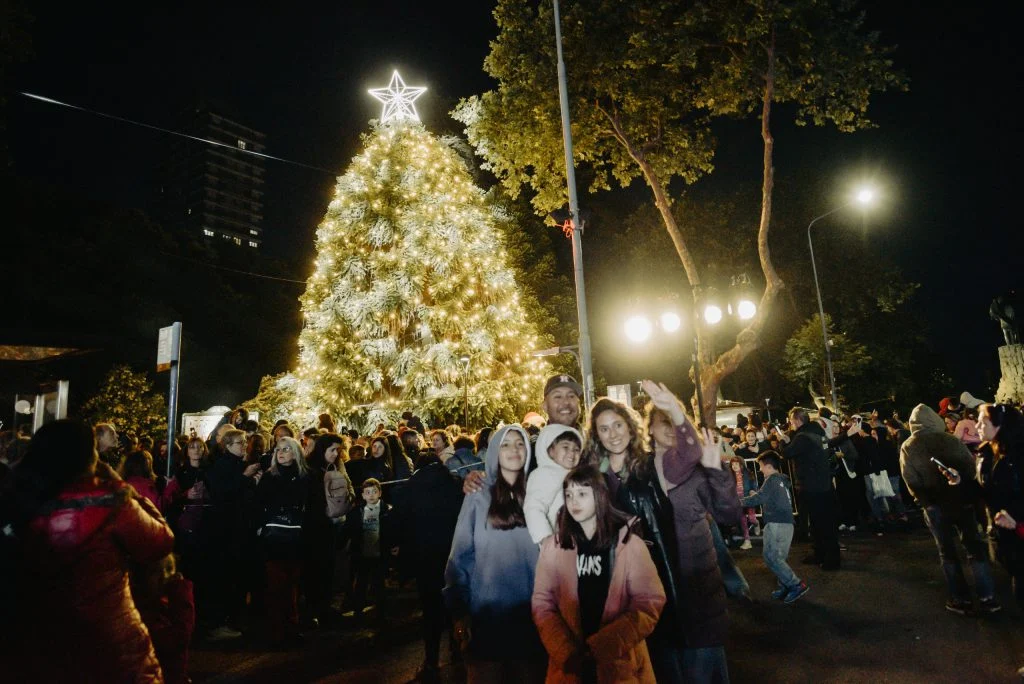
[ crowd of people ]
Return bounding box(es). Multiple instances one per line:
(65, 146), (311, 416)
(1, 378), (1023, 683)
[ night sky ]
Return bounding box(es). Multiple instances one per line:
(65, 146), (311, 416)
(8, 0), (1023, 403)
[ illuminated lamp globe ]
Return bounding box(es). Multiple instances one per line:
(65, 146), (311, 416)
(660, 312), (682, 333)
(737, 299), (757, 320)
(855, 188), (876, 205)
(704, 305), (723, 325)
(624, 315), (653, 343)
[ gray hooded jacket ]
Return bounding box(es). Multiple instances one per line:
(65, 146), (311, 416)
(900, 403), (976, 509)
(443, 424), (544, 660)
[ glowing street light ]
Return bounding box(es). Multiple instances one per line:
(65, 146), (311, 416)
(704, 305), (723, 325)
(807, 184), (881, 410)
(660, 312), (682, 333)
(855, 187), (875, 205)
(737, 299), (757, 320)
(624, 315), (653, 343)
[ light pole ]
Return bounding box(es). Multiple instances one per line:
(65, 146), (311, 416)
(532, 345), (583, 381)
(807, 188), (876, 411)
(459, 355), (470, 430)
(552, 0), (595, 409)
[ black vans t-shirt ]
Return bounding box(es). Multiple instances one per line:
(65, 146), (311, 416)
(576, 536), (612, 637)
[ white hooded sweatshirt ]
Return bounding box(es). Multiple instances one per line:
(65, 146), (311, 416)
(523, 424), (584, 544)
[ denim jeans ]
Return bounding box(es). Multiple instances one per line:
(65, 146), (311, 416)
(682, 646), (730, 684)
(922, 504), (995, 601)
(651, 643), (730, 684)
(763, 522), (800, 589)
(709, 517), (750, 598)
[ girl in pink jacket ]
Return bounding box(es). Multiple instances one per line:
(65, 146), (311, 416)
(532, 465), (666, 684)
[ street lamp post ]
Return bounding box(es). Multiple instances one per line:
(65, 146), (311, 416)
(459, 355), (470, 430)
(532, 345), (583, 381)
(807, 188), (876, 412)
(552, 0), (595, 409)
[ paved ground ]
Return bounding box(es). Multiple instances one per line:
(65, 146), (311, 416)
(191, 519), (1024, 683)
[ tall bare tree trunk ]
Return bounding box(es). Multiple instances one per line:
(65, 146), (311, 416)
(697, 30), (785, 424)
(603, 34), (786, 423)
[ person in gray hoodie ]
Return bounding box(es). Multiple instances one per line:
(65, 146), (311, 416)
(740, 451), (807, 604)
(443, 424), (546, 682)
(899, 403), (998, 615)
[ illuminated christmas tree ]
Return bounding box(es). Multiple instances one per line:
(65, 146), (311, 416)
(289, 72), (548, 428)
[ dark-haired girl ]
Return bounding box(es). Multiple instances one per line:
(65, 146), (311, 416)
(444, 425), (546, 683)
(532, 465), (665, 683)
(304, 433), (354, 625)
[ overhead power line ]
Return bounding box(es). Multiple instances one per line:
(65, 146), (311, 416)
(158, 251), (309, 285)
(20, 91), (341, 176)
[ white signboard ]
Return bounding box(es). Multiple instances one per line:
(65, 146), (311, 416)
(157, 324), (181, 372)
(182, 409), (260, 441)
(607, 383), (633, 408)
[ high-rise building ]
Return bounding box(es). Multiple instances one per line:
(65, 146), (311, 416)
(159, 105), (266, 248)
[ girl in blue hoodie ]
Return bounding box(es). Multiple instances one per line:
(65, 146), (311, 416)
(444, 424), (546, 683)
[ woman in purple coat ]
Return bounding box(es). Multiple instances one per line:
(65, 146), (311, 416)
(642, 380), (741, 684)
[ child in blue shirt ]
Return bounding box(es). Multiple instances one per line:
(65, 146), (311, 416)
(739, 451), (808, 604)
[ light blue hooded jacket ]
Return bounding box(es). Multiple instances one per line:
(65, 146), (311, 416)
(442, 424), (544, 660)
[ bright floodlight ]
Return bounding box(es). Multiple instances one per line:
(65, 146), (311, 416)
(855, 187), (875, 205)
(660, 312), (682, 333)
(624, 315), (653, 343)
(737, 299), (757, 320)
(704, 305), (723, 325)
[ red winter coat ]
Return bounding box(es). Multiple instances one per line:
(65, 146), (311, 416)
(17, 476), (175, 683)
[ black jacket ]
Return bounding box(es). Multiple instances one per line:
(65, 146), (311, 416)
(784, 422), (833, 493)
(256, 463), (309, 559)
(982, 446), (1024, 573)
(612, 469), (682, 643)
(392, 462), (462, 575)
(850, 433), (882, 475)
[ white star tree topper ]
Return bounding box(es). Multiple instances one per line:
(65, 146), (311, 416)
(368, 71), (427, 123)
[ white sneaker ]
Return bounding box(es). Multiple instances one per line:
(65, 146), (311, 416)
(740, 539), (753, 550)
(208, 625), (242, 640)
(848, 525), (857, 532)
(838, 524), (847, 532)
(753, 524), (762, 536)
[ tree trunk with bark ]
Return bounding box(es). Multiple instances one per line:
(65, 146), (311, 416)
(603, 32), (785, 425)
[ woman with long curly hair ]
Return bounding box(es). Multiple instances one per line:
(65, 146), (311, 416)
(444, 425), (546, 683)
(582, 395), (693, 682)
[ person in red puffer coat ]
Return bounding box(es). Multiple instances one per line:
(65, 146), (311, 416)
(4, 419), (175, 683)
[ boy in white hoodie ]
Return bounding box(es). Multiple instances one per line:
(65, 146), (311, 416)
(524, 424), (583, 544)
